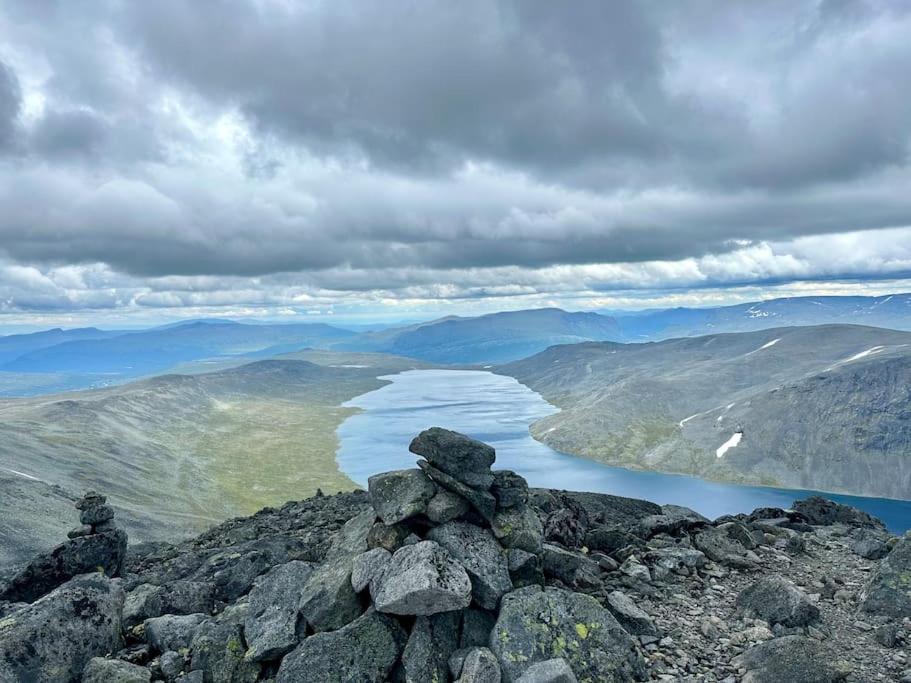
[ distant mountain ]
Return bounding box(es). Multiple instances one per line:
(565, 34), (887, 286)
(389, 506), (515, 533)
(336, 308), (623, 363)
(0, 353), (425, 565)
(612, 293), (911, 340)
(499, 324), (911, 499)
(1, 321), (356, 377)
(0, 327), (122, 365)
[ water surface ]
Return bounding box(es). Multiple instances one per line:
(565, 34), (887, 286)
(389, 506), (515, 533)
(337, 369), (911, 533)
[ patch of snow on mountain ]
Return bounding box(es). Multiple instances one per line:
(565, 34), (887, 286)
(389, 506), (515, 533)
(716, 432), (743, 458)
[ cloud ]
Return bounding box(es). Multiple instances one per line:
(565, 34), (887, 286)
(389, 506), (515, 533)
(0, 0), (910, 322)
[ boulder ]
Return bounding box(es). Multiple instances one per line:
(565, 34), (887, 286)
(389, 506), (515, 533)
(515, 659), (579, 683)
(367, 521), (411, 553)
(584, 525), (641, 556)
(861, 532), (911, 618)
(123, 581), (216, 629)
(189, 611), (260, 683)
(276, 610), (407, 683)
(427, 522), (513, 610)
(409, 427), (496, 489)
(544, 508), (587, 548)
(325, 508), (377, 561)
(492, 504), (544, 553)
(368, 469), (437, 525)
(298, 556), (363, 632)
(145, 613), (207, 653)
(553, 491), (661, 528)
(490, 585), (646, 682)
(371, 540), (472, 615)
(508, 548), (544, 588)
(792, 497), (885, 529)
(82, 658), (151, 683)
(351, 548), (391, 593)
(644, 547), (706, 581)
(850, 528), (891, 560)
(245, 560), (313, 662)
(418, 461), (497, 521)
(491, 471), (529, 509)
(605, 591), (657, 636)
(427, 489), (471, 524)
(159, 650), (185, 681)
(693, 527), (757, 569)
(0, 573), (124, 683)
(733, 635), (848, 683)
(461, 607), (497, 648)
(0, 529), (128, 603)
(736, 575), (820, 627)
(457, 647), (501, 683)
(635, 505), (709, 538)
(542, 544), (600, 588)
(402, 612), (461, 683)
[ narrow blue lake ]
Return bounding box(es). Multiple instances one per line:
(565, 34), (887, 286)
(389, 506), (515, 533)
(336, 369), (911, 533)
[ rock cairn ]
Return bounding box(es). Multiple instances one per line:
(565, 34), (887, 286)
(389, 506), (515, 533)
(0, 490), (127, 604)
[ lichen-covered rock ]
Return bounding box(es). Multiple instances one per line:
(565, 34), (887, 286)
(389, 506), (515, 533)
(428, 522), (513, 610)
(733, 635), (848, 682)
(491, 471), (529, 509)
(298, 556), (363, 632)
(368, 469), (437, 525)
(351, 548), (391, 593)
(189, 609), (260, 683)
(419, 461), (497, 522)
(0, 573), (124, 683)
(515, 658), (578, 683)
(82, 657), (151, 683)
(508, 548), (544, 589)
(244, 560), (313, 662)
(410, 427), (496, 489)
(144, 613), (207, 653)
(325, 508), (376, 561)
(427, 489), (472, 524)
(492, 504), (544, 554)
(367, 521), (411, 553)
(123, 581), (215, 629)
(490, 585), (646, 682)
(372, 541), (472, 615)
(0, 530), (128, 603)
(861, 532), (911, 618)
(402, 612), (460, 683)
(605, 591), (656, 636)
(736, 575), (820, 627)
(275, 610), (407, 683)
(461, 607), (497, 648)
(457, 646), (501, 683)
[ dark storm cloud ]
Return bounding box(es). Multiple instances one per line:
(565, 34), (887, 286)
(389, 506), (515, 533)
(1, 0), (911, 315)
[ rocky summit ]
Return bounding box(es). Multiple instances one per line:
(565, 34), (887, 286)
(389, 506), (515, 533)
(1, 428), (910, 682)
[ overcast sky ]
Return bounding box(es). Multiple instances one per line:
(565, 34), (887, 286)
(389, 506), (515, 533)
(1, 0), (911, 329)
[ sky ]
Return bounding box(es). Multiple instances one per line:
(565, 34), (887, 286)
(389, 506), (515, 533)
(2, 0), (911, 331)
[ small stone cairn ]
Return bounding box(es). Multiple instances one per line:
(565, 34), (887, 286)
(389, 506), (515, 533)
(69, 491), (118, 538)
(272, 427), (646, 682)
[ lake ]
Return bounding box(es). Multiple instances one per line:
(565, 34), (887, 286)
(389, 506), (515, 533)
(336, 369), (911, 533)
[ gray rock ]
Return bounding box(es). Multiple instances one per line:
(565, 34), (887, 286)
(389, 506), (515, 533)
(792, 497), (885, 529)
(372, 541), (472, 615)
(491, 471), (529, 509)
(427, 489), (471, 524)
(82, 658), (151, 683)
(693, 526), (757, 568)
(515, 659), (579, 683)
(298, 556), (363, 632)
(159, 650), (185, 681)
(351, 547), (391, 593)
(490, 585), (646, 682)
(0, 529), (128, 603)
(410, 427), (496, 489)
(583, 525), (641, 556)
(542, 544), (600, 588)
(68, 525), (93, 539)
(644, 547), (706, 581)
(851, 528), (891, 560)
(718, 520), (759, 550)
(457, 647), (501, 683)
(325, 508), (377, 561)
(733, 635), (848, 683)
(636, 505), (709, 538)
(618, 557), (651, 582)
(427, 522), (512, 610)
(544, 508), (587, 548)
(507, 548), (544, 588)
(461, 607), (497, 648)
(123, 581), (216, 629)
(605, 591), (657, 636)
(276, 610), (407, 683)
(736, 575), (820, 627)
(81, 504), (115, 527)
(145, 613), (207, 653)
(492, 504), (544, 554)
(368, 469), (437, 525)
(874, 622), (902, 648)
(450, 647), (472, 679)
(0, 574), (124, 683)
(419, 460), (497, 522)
(402, 612), (460, 683)
(861, 532), (911, 617)
(189, 612), (260, 683)
(367, 521), (411, 553)
(245, 560), (313, 662)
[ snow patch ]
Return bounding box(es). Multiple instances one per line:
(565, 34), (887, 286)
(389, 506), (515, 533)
(745, 338), (780, 356)
(716, 432), (743, 458)
(1, 467), (40, 482)
(827, 346), (886, 370)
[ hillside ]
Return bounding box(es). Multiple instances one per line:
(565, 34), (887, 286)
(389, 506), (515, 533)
(335, 308), (623, 364)
(0, 352), (426, 566)
(500, 325), (911, 499)
(613, 293), (911, 340)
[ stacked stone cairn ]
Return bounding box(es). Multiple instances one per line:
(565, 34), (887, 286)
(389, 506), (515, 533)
(273, 427), (647, 682)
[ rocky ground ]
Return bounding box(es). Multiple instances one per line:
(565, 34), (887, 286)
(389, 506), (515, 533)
(0, 427), (909, 682)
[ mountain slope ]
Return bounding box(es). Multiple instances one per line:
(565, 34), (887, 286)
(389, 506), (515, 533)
(613, 293), (911, 340)
(0, 353), (425, 565)
(499, 325), (911, 499)
(338, 308), (622, 363)
(0, 327), (122, 365)
(1, 320), (356, 377)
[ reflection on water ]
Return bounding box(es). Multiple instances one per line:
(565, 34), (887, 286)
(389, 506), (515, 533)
(336, 369), (911, 533)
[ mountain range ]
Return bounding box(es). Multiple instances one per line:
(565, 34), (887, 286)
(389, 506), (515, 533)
(499, 324), (911, 500)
